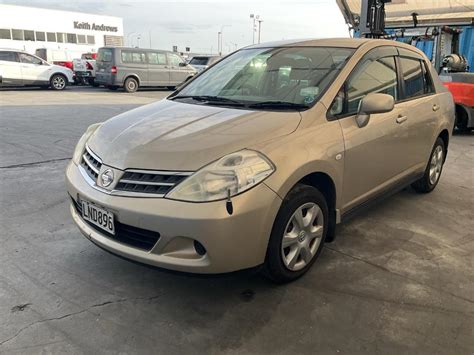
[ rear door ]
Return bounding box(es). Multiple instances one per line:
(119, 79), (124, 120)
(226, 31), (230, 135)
(147, 51), (169, 86)
(167, 52), (188, 85)
(395, 50), (438, 170)
(96, 48), (114, 84)
(18, 53), (50, 84)
(0, 51), (22, 85)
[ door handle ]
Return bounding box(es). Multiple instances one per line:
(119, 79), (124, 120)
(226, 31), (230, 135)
(432, 104), (440, 112)
(396, 115), (407, 124)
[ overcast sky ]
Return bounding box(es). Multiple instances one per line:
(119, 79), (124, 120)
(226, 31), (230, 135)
(1, 0), (349, 54)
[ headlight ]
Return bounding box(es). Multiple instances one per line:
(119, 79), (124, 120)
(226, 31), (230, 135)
(166, 150), (275, 202)
(72, 123), (102, 165)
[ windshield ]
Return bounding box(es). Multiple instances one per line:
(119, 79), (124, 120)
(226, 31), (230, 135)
(190, 57), (210, 66)
(174, 46), (354, 109)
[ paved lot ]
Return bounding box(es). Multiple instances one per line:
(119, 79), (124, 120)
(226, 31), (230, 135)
(1, 86), (473, 354)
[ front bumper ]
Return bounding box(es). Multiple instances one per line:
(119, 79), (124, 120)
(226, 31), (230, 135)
(66, 161), (282, 273)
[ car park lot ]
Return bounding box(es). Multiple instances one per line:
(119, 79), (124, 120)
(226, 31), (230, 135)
(0, 86), (473, 353)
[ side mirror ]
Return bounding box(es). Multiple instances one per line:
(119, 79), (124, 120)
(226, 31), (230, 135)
(178, 62), (187, 67)
(355, 93), (394, 128)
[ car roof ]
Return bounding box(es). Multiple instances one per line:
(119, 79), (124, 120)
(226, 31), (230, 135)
(246, 38), (373, 49)
(100, 47), (173, 54)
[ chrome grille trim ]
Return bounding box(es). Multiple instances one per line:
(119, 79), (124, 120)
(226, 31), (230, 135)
(115, 169), (193, 196)
(80, 145), (102, 181)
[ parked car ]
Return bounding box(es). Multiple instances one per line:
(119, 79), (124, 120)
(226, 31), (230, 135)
(440, 72), (474, 132)
(188, 55), (222, 72)
(66, 39), (454, 282)
(72, 53), (98, 86)
(95, 47), (197, 92)
(0, 49), (74, 90)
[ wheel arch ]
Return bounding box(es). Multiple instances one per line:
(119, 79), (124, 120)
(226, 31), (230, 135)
(50, 72), (68, 83)
(124, 74), (140, 85)
(438, 129), (449, 161)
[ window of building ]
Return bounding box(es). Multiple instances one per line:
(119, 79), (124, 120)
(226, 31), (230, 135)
(47, 32), (56, 42)
(12, 29), (24, 40)
(87, 35), (95, 45)
(121, 51), (146, 63)
(400, 57), (424, 99)
(35, 31), (46, 41)
(19, 53), (43, 65)
(148, 52), (167, 65)
(77, 34), (86, 44)
(57, 33), (64, 43)
(0, 29), (11, 40)
(66, 33), (77, 44)
(0, 51), (18, 62)
(24, 30), (35, 41)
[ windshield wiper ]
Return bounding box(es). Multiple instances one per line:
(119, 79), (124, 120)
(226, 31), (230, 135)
(170, 95), (245, 106)
(247, 101), (309, 110)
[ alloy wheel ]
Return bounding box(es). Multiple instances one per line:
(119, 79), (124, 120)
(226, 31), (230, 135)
(429, 145), (443, 185)
(281, 202), (324, 271)
(52, 76), (66, 90)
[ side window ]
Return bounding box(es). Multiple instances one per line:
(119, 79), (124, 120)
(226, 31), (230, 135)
(0, 51), (18, 62)
(121, 51), (146, 64)
(168, 53), (185, 66)
(422, 61), (435, 94)
(400, 57), (424, 99)
(19, 53), (42, 65)
(148, 52), (167, 65)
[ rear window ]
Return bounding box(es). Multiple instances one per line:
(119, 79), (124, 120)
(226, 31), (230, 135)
(190, 57), (209, 66)
(97, 48), (113, 62)
(0, 51), (18, 62)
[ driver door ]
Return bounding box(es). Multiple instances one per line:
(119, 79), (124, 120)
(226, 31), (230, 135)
(19, 53), (50, 84)
(331, 51), (411, 212)
(167, 53), (188, 85)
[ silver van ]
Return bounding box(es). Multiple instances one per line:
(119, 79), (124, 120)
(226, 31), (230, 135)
(95, 47), (197, 93)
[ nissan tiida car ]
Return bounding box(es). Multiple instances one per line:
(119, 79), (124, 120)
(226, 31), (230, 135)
(66, 38), (454, 282)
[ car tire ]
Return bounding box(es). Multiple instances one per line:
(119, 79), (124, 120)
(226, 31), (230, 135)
(412, 137), (445, 193)
(50, 74), (67, 90)
(124, 77), (138, 93)
(263, 183), (328, 283)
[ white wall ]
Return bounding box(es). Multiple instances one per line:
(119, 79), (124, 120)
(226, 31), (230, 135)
(0, 4), (123, 55)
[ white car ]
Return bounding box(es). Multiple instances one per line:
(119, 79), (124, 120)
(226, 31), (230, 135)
(0, 49), (74, 90)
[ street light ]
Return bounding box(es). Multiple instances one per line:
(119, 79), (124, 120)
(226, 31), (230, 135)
(218, 25), (231, 55)
(256, 16), (263, 44)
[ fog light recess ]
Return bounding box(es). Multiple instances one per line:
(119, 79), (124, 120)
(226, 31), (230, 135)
(193, 240), (207, 256)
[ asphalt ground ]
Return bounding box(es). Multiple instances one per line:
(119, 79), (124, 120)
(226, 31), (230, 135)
(1, 86), (473, 354)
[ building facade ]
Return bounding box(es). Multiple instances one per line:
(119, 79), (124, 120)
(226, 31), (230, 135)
(0, 4), (124, 56)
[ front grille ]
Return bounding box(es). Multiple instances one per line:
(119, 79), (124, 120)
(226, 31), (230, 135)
(80, 146), (102, 181)
(115, 170), (192, 196)
(71, 197), (161, 251)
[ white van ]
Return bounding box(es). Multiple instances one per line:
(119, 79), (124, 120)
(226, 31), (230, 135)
(0, 49), (74, 90)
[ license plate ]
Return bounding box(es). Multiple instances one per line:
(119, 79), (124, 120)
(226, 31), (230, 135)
(81, 199), (115, 235)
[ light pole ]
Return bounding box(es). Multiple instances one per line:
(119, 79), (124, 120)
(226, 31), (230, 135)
(250, 14), (256, 44)
(256, 17), (263, 44)
(126, 31), (136, 46)
(217, 32), (221, 55)
(219, 25), (231, 55)
(136, 34), (141, 48)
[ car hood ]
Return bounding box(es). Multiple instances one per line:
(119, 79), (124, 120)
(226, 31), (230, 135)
(88, 99), (301, 171)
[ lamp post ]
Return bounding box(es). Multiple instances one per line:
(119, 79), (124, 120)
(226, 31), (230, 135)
(250, 14), (256, 44)
(218, 25), (231, 55)
(256, 17), (263, 44)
